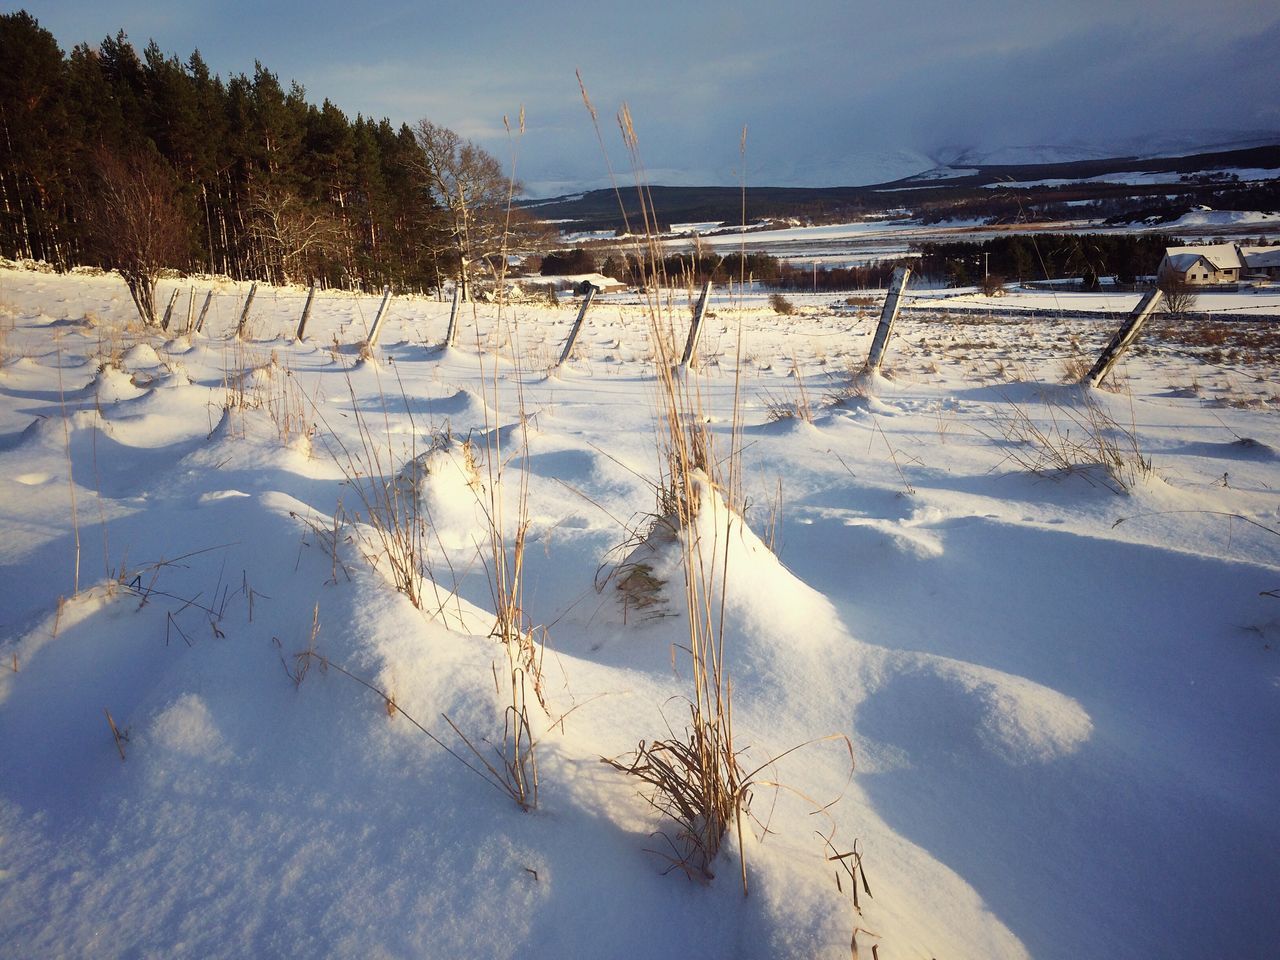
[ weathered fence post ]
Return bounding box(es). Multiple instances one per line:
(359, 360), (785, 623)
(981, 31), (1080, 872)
(184, 286), (195, 334)
(680, 280), (714, 367)
(445, 285), (461, 347)
(556, 284), (596, 368)
(194, 290), (213, 334)
(296, 283), (317, 341)
(866, 266), (911, 373)
(1083, 288), (1164, 387)
(364, 286), (393, 350)
(159, 288), (180, 332)
(235, 283), (257, 338)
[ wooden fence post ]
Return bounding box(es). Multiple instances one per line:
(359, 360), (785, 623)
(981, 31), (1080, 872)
(680, 280), (713, 368)
(296, 283), (317, 341)
(556, 285), (596, 367)
(866, 266), (911, 373)
(194, 290), (213, 334)
(445, 285), (461, 347)
(1083, 288), (1164, 387)
(364, 286), (393, 349)
(160, 288), (180, 332)
(184, 286), (195, 334)
(235, 283), (257, 339)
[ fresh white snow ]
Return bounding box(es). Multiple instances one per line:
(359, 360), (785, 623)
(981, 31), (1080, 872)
(1, 266), (1278, 959)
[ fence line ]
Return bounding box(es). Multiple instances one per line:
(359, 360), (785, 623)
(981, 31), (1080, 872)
(124, 280), (1279, 386)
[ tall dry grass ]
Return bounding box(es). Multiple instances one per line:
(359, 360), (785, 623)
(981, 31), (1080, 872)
(581, 81), (753, 887)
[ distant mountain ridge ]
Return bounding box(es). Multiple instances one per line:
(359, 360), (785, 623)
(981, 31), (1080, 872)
(935, 131), (1280, 168)
(521, 143), (1280, 233)
(520, 132), (1280, 199)
(884, 143), (1280, 189)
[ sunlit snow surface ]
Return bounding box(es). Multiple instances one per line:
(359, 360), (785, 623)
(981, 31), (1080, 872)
(1, 268), (1278, 959)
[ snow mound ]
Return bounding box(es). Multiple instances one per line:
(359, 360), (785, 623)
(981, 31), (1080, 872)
(929, 656), (1092, 764)
(91, 364), (146, 402)
(398, 434), (486, 552)
(149, 693), (232, 762)
(122, 342), (161, 367)
(422, 387), (494, 432)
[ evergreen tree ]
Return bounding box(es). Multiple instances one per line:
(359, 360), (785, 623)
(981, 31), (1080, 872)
(0, 14), (486, 290)
(0, 12), (72, 263)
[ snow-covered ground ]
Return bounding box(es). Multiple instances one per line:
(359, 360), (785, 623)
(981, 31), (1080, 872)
(1164, 209), (1280, 229)
(980, 167), (1280, 189)
(2, 267), (1278, 959)
(559, 209), (1280, 273)
(661, 218), (1075, 270)
(905, 284), (1280, 316)
(676, 218), (997, 248)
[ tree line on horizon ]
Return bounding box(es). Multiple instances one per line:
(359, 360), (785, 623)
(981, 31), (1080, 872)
(912, 233), (1177, 287)
(0, 11), (538, 322)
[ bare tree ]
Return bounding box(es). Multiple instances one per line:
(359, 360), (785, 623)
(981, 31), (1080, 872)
(1158, 269), (1199, 319)
(81, 145), (190, 325)
(409, 120), (519, 301)
(247, 182), (345, 285)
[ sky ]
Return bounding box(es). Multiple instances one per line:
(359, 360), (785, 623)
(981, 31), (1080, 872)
(11, 0), (1280, 196)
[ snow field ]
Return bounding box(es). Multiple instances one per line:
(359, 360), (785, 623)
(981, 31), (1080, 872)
(1, 268), (1278, 959)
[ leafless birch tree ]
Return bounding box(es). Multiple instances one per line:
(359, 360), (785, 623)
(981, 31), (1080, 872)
(409, 120), (518, 301)
(81, 146), (191, 325)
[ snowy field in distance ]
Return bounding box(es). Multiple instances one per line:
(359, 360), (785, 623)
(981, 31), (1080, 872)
(980, 166), (1280, 189)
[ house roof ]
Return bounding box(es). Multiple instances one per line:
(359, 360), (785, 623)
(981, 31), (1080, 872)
(1165, 252), (1209, 272)
(1163, 243), (1244, 271)
(1242, 246), (1280, 269)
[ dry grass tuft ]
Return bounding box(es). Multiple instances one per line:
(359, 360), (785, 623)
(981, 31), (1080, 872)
(769, 293), (796, 316)
(613, 550), (672, 622)
(1060, 353), (1092, 383)
(474, 384), (544, 811)
(989, 393), (1153, 494)
(825, 363), (873, 407)
(605, 703), (747, 883)
(761, 362), (815, 423)
(311, 369), (436, 610)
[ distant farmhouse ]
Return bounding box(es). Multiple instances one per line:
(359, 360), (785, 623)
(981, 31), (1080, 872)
(1159, 242), (1280, 285)
(519, 273), (628, 294)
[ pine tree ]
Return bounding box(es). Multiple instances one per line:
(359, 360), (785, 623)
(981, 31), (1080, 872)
(0, 12), (72, 264)
(0, 21), (469, 290)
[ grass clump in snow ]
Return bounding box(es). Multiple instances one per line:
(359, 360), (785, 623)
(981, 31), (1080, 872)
(220, 342), (315, 448)
(760, 362), (814, 423)
(468, 119), (549, 811)
(313, 368), (435, 611)
(602, 469), (750, 886)
(472, 335), (545, 812)
(1059, 352), (1092, 384)
(587, 96), (752, 887)
(825, 363), (873, 407)
(990, 393), (1153, 494)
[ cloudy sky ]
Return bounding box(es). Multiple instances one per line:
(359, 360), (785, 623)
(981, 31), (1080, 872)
(15, 0), (1280, 195)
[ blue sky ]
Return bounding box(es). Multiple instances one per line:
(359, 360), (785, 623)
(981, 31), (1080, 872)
(12, 0), (1280, 195)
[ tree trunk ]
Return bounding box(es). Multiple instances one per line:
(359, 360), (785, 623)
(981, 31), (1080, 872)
(125, 272), (157, 325)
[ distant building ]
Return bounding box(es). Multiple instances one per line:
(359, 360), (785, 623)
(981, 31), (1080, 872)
(520, 273), (628, 294)
(1242, 245), (1280, 281)
(1159, 242), (1280, 284)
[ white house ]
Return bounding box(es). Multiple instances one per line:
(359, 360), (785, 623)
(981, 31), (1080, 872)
(1159, 243), (1245, 284)
(1159, 242), (1280, 284)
